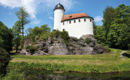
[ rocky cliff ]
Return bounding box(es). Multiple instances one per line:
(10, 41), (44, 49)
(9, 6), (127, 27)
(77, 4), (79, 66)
(20, 35), (108, 55)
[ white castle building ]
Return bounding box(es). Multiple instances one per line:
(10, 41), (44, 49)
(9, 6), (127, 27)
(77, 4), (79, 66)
(54, 3), (94, 38)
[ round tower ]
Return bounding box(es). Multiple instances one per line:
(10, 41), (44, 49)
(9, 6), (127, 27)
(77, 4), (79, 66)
(54, 3), (65, 30)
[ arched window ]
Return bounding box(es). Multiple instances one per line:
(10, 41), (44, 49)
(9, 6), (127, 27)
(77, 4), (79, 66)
(90, 19), (92, 22)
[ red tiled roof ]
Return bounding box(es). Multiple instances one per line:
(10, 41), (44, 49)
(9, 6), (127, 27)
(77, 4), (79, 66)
(62, 13), (92, 22)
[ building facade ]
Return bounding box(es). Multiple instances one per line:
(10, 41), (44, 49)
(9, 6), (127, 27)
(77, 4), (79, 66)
(54, 3), (94, 38)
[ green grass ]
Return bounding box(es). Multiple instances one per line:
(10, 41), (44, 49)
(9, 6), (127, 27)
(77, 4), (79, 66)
(8, 48), (130, 73)
(1, 48), (130, 80)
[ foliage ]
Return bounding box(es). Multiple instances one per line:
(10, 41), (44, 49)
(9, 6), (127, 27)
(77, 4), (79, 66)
(26, 45), (37, 54)
(0, 21), (13, 52)
(85, 38), (92, 44)
(94, 26), (105, 45)
(50, 30), (70, 45)
(103, 46), (111, 52)
(27, 24), (50, 42)
(14, 7), (29, 49)
(107, 4), (130, 49)
(95, 4), (130, 49)
(103, 6), (115, 39)
(15, 7), (29, 36)
(12, 21), (22, 53)
(0, 47), (10, 75)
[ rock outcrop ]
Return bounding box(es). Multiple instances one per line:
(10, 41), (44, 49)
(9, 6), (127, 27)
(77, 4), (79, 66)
(120, 51), (130, 58)
(20, 35), (108, 55)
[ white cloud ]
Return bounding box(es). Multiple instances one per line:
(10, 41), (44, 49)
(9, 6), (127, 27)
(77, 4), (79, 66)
(0, 0), (37, 18)
(32, 19), (40, 24)
(21, 0), (37, 19)
(94, 16), (103, 22)
(0, 0), (75, 19)
(0, 0), (21, 8)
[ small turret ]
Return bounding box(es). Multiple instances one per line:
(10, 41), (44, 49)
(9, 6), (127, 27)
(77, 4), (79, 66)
(54, 3), (65, 11)
(54, 3), (65, 30)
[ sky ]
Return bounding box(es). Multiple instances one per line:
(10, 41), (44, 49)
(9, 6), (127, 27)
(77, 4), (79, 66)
(0, 0), (130, 30)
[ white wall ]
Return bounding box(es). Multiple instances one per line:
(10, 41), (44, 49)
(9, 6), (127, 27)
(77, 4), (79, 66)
(54, 9), (64, 30)
(60, 18), (94, 38)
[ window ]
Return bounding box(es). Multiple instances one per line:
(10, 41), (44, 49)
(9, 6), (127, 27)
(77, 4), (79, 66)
(90, 19), (92, 22)
(69, 20), (71, 24)
(84, 18), (86, 22)
(63, 22), (64, 25)
(79, 19), (80, 22)
(74, 19), (76, 23)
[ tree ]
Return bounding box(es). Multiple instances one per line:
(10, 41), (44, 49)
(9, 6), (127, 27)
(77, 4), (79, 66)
(94, 25), (105, 45)
(0, 21), (13, 52)
(0, 47), (10, 75)
(27, 24), (50, 42)
(103, 7), (115, 40)
(0, 21), (11, 75)
(107, 4), (130, 49)
(15, 7), (29, 36)
(12, 21), (21, 53)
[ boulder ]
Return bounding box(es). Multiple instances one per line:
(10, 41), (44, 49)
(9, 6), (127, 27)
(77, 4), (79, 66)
(48, 42), (68, 55)
(81, 46), (94, 54)
(120, 51), (130, 58)
(23, 38), (31, 48)
(33, 50), (47, 56)
(20, 49), (27, 55)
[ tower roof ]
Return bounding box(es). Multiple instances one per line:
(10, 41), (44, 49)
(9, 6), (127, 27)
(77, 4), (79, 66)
(54, 3), (65, 11)
(62, 13), (94, 22)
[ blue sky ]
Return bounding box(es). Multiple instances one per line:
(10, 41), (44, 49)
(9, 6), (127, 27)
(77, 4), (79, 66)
(0, 0), (129, 30)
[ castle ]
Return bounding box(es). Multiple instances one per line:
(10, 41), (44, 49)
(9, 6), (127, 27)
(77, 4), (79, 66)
(54, 3), (94, 38)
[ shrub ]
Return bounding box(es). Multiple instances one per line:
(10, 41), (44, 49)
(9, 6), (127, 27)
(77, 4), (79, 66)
(50, 30), (70, 45)
(0, 47), (10, 75)
(85, 38), (92, 44)
(26, 45), (37, 54)
(103, 46), (111, 52)
(40, 33), (49, 40)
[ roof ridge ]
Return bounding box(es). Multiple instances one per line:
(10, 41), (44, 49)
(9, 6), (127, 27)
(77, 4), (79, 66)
(62, 13), (93, 22)
(64, 13), (87, 16)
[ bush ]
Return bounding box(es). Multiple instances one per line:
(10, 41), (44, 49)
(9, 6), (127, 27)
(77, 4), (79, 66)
(103, 46), (111, 52)
(40, 33), (49, 40)
(50, 30), (70, 45)
(26, 45), (37, 54)
(0, 21), (13, 52)
(85, 38), (92, 44)
(0, 47), (10, 75)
